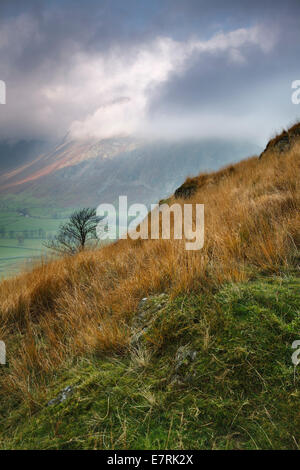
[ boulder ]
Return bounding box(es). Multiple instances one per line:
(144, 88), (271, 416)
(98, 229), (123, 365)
(259, 123), (300, 159)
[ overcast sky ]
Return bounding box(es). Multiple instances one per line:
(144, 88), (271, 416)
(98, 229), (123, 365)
(0, 0), (299, 146)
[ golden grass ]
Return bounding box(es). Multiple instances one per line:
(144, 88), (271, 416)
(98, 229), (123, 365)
(0, 141), (299, 400)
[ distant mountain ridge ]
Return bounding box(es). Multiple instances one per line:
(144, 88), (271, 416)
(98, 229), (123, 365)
(0, 136), (261, 208)
(0, 137), (139, 190)
(0, 139), (49, 174)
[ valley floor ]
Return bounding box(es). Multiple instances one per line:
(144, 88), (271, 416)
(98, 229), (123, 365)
(0, 198), (72, 277)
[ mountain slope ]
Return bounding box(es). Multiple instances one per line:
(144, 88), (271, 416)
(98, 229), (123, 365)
(0, 139), (49, 174)
(0, 137), (259, 279)
(0, 137), (260, 207)
(0, 125), (299, 450)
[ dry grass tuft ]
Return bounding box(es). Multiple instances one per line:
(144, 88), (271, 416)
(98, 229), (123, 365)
(0, 141), (299, 401)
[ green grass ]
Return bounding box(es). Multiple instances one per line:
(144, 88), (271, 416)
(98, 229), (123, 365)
(0, 274), (299, 449)
(0, 239), (49, 277)
(0, 193), (135, 277)
(0, 195), (74, 277)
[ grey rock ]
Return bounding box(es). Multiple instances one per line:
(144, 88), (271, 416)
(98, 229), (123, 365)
(130, 327), (149, 347)
(175, 346), (197, 371)
(170, 374), (185, 386)
(132, 293), (169, 345)
(47, 385), (74, 407)
(259, 123), (300, 159)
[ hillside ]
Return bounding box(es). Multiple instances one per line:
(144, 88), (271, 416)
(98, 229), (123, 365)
(0, 137), (259, 277)
(0, 137), (259, 207)
(0, 125), (299, 450)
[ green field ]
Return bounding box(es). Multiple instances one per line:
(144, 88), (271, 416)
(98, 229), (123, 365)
(0, 196), (73, 278)
(0, 239), (48, 278)
(0, 194), (125, 278)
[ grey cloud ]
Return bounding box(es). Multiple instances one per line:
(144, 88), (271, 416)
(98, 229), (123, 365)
(0, 1), (299, 145)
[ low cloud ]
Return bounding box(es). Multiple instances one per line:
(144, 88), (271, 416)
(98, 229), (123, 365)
(0, 1), (299, 147)
(69, 25), (277, 140)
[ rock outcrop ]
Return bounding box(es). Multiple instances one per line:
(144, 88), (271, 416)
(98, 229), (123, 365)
(259, 122), (300, 159)
(174, 178), (198, 199)
(174, 165), (235, 200)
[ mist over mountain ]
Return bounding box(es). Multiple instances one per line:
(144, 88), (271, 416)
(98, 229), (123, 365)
(0, 136), (260, 208)
(0, 140), (50, 173)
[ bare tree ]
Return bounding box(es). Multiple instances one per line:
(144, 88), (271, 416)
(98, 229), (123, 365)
(45, 208), (100, 255)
